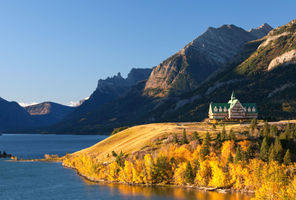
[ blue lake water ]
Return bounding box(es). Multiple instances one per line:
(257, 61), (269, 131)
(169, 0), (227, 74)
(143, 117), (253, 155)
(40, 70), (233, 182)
(0, 134), (252, 200)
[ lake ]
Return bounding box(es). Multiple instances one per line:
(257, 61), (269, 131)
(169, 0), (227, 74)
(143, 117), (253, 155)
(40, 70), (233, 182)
(0, 134), (252, 200)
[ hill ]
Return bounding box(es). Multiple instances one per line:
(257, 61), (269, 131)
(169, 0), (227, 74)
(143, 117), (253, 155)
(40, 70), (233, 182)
(0, 97), (34, 131)
(24, 102), (75, 127)
(63, 120), (296, 199)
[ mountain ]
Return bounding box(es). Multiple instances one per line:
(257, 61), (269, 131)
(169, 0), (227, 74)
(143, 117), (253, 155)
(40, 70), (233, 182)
(144, 24), (271, 97)
(47, 68), (152, 134)
(24, 102), (75, 127)
(248, 23), (273, 38)
(46, 23), (273, 134)
(0, 97), (34, 131)
(152, 19), (296, 122)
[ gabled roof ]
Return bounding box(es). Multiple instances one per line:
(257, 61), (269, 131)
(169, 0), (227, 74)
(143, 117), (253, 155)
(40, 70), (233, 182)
(209, 103), (230, 113)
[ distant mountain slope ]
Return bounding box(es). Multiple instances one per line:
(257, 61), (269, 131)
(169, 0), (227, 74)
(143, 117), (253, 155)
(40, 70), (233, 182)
(45, 23), (272, 134)
(47, 68), (152, 134)
(0, 97), (34, 131)
(154, 19), (296, 122)
(144, 24), (271, 97)
(24, 102), (75, 127)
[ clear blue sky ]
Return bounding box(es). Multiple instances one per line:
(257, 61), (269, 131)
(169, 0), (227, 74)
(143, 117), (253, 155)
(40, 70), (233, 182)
(0, 0), (295, 106)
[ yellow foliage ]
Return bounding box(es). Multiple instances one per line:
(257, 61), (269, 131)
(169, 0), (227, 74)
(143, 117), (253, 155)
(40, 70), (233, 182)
(195, 160), (212, 186)
(174, 162), (187, 185)
(221, 140), (235, 165)
(208, 160), (230, 187)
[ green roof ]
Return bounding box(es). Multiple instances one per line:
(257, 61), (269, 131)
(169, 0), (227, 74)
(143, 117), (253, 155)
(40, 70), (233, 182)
(209, 102), (257, 113)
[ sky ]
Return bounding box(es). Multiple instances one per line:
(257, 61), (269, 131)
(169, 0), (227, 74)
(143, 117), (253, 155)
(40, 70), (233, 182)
(0, 0), (295, 106)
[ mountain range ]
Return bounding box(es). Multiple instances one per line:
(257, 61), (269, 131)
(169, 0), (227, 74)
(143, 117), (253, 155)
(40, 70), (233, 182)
(2, 19), (296, 134)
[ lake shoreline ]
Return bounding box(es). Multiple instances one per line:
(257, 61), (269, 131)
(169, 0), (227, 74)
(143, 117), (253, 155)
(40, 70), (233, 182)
(62, 163), (255, 196)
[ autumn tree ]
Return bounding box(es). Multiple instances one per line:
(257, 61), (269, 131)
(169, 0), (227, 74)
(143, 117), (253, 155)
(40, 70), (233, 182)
(260, 137), (269, 162)
(185, 161), (195, 184)
(153, 155), (172, 183)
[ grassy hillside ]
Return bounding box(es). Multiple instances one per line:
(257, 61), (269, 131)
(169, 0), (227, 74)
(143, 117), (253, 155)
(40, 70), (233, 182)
(63, 120), (296, 199)
(71, 122), (252, 163)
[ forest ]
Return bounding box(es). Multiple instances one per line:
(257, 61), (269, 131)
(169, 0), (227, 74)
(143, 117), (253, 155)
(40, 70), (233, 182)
(63, 120), (296, 200)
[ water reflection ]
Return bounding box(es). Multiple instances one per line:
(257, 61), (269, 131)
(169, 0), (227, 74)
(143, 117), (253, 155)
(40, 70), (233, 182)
(83, 179), (253, 200)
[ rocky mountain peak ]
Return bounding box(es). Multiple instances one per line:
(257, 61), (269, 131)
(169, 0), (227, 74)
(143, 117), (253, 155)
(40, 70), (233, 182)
(249, 23), (273, 38)
(144, 23), (261, 97)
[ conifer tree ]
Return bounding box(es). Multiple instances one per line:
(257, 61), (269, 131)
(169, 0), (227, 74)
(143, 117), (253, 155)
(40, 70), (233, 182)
(205, 131), (211, 143)
(215, 132), (222, 149)
(268, 144), (275, 162)
(192, 131), (201, 144)
(200, 133), (210, 160)
(245, 144), (254, 160)
(263, 121), (269, 137)
(227, 152), (233, 163)
(229, 129), (235, 141)
(260, 137), (269, 162)
(221, 125), (227, 141)
(185, 161), (195, 184)
(234, 146), (242, 164)
(192, 159), (200, 174)
(173, 133), (179, 144)
(270, 125), (278, 138)
(250, 118), (257, 131)
(274, 136), (283, 163)
(283, 149), (292, 165)
(181, 129), (188, 144)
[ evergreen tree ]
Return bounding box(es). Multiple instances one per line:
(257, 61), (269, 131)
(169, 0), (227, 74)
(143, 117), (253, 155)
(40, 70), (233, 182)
(270, 125), (278, 138)
(181, 129), (188, 144)
(215, 132), (222, 149)
(283, 149), (292, 165)
(245, 144), (254, 160)
(260, 137), (269, 162)
(192, 131), (201, 144)
(234, 146), (242, 164)
(274, 136), (283, 163)
(268, 144), (275, 162)
(250, 118), (257, 131)
(229, 129), (235, 141)
(192, 159), (200, 174)
(285, 123), (291, 138)
(227, 152), (233, 163)
(263, 121), (270, 137)
(200, 134), (210, 160)
(221, 125), (227, 141)
(173, 133), (179, 144)
(205, 131), (211, 143)
(185, 161), (195, 184)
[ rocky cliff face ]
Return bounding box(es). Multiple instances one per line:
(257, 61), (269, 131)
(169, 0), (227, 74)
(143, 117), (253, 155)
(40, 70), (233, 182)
(144, 24), (272, 97)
